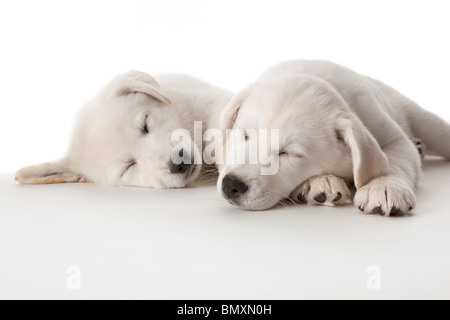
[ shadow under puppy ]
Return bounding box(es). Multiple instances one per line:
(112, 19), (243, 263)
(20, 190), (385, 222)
(16, 71), (232, 188)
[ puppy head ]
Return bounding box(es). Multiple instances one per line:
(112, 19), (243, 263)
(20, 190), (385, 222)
(16, 71), (201, 188)
(217, 74), (388, 210)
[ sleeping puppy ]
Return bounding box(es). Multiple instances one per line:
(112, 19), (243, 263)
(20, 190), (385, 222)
(16, 71), (232, 188)
(218, 60), (450, 216)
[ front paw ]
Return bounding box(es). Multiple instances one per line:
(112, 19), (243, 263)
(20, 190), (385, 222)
(290, 175), (352, 207)
(354, 176), (415, 216)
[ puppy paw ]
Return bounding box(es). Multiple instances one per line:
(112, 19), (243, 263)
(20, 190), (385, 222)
(354, 176), (415, 216)
(411, 138), (426, 160)
(291, 175), (352, 207)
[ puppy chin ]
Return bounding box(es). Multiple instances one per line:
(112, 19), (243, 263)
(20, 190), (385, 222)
(238, 199), (280, 211)
(221, 192), (281, 211)
(161, 179), (187, 189)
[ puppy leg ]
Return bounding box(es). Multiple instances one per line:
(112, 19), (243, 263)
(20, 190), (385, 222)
(354, 138), (420, 216)
(291, 175), (352, 207)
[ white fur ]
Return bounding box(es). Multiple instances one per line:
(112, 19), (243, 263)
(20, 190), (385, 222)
(218, 60), (450, 215)
(16, 71), (232, 188)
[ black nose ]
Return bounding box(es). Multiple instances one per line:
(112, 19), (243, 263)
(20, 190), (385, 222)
(169, 161), (192, 174)
(169, 148), (192, 174)
(222, 174), (249, 200)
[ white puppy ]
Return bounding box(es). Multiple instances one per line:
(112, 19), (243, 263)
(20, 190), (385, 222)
(218, 60), (450, 215)
(16, 71), (232, 188)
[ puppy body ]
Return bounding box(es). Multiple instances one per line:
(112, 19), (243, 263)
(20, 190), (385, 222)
(156, 74), (230, 137)
(16, 72), (232, 188)
(260, 60), (450, 159)
(219, 60), (450, 214)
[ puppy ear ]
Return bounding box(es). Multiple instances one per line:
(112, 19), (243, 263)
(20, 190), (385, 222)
(336, 117), (389, 189)
(15, 160), (91, 185)
(104, 70), (173, 104)
(220, 86), (253, 130)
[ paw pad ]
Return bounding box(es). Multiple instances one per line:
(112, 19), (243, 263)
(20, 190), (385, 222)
(297, 193), (307, 204)
(314, 192), (327, 204)
(372, 206), (384, 215)
(390, 206), (401, 216)
(291, 175), (352, 207)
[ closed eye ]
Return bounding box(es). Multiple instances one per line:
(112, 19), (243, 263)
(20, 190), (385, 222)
(142, 115), (149, 134)
(279, 149), (304, 158)
(121, 160), (137, 178)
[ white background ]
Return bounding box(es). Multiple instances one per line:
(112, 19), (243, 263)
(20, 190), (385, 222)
(1, 0), (450, 173)
(1, 0), (450, 301)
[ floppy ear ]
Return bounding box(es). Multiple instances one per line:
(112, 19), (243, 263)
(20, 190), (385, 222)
(336, 117), (389, 189)
(220, 86), (253, 130)
(15, 159), (91, 185)
(103, 70), (173, 104)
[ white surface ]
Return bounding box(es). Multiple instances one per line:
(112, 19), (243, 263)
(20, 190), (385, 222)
(1, 158), (449, 300)
(1, 0), (450, 173)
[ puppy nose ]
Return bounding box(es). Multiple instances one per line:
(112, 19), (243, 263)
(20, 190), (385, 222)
(169, 161), (192, 174)
(169, 148), (192, 174)
(222, 174), (249, 200)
